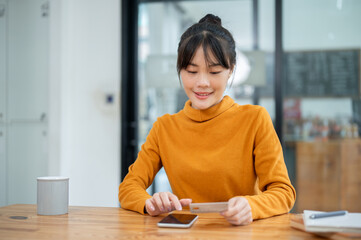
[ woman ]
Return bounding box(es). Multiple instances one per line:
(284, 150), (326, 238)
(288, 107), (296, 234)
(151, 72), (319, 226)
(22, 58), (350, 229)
(119, 14), (296, 226)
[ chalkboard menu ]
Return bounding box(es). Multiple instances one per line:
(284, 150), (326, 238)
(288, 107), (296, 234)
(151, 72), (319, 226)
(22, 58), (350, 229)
(284, 49), (360, 97)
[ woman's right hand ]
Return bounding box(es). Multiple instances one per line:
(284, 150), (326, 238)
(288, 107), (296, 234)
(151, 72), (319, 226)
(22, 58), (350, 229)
(145, 192), (192, 216)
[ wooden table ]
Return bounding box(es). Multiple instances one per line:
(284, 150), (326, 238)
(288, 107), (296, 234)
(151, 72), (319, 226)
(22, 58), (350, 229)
(0, 204), (328, 239)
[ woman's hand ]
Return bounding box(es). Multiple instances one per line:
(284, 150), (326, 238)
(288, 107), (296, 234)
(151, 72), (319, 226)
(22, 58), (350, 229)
(145, 192), (192, 216)
(220, 196), (253, 226)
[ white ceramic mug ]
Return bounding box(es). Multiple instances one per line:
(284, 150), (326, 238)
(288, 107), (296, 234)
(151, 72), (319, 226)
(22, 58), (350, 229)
(37, 176), (69, 215)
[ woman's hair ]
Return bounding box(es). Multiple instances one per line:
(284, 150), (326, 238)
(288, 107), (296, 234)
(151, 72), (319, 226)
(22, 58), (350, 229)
(176, 14), (236, 76)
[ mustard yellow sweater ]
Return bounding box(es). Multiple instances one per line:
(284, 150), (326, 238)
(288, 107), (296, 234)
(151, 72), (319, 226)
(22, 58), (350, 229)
(119, 96), (296, 219)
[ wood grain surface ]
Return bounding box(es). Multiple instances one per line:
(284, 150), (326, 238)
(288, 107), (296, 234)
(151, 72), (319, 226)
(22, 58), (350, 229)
(0, 204), (327, 240)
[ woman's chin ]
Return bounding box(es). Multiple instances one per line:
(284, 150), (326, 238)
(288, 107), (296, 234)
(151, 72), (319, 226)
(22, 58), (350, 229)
(191, 100), (213, 110)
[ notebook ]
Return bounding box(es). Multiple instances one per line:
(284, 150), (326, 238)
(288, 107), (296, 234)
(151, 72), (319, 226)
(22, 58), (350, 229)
(303, 210), (361, 233)
(291, 214), (361, 239)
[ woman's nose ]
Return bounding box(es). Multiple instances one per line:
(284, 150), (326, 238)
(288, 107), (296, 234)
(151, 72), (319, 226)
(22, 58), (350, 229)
(196, 74), (210, 87)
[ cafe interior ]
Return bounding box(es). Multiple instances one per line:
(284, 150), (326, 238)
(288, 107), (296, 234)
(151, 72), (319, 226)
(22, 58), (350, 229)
(0, 0), (360, 218)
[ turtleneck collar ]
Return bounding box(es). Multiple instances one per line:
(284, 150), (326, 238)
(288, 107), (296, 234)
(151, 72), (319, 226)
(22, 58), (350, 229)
(183, 95), (235, 122)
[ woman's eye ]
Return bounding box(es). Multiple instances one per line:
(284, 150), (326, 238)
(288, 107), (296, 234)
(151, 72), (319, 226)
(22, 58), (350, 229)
(187, 71), (197, 74)
(210, 71), (221, 75)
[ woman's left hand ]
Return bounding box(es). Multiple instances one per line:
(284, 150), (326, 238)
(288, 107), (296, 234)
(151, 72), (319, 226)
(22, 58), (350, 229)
(220, 196), (253, 226)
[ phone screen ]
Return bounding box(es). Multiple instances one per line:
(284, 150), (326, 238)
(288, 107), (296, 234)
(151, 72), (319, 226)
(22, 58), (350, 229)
(157, 213), (198, 228)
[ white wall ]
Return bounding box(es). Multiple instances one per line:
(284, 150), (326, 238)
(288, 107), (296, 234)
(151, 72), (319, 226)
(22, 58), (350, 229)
(1, 0), (50, 206)
(49, 0), (120, 207)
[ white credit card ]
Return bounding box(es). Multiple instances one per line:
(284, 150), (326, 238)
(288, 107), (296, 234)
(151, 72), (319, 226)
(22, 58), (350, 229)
(190, 202), (228, 213)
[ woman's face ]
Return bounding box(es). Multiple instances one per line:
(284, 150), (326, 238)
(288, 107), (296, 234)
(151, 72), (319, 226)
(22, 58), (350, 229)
(180, 46), (232, 110)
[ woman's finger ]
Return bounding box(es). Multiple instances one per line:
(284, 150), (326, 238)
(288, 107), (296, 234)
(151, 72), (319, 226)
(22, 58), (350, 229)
(145, 199), (155, 212)
(167, 193), (182, 211)
(159, 192), (172, 212)
(152, 193), (166, 212)
(145, 198), (160, 216)
(179, 198), (192, 207)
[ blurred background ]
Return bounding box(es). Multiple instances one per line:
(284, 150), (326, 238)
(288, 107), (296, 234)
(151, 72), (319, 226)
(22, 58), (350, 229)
(0, 0), (360, 212)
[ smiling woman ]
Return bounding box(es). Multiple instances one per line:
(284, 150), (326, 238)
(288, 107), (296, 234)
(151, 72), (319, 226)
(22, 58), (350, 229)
(119, 13), (295, 226)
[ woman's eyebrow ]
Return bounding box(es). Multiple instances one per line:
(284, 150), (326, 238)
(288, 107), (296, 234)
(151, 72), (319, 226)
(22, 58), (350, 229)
(208, 63), (222, 67)
(187, 63), (221, 67)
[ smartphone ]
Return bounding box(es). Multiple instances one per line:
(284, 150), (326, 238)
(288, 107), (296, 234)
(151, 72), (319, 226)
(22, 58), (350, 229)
(157, 213), (198, 228)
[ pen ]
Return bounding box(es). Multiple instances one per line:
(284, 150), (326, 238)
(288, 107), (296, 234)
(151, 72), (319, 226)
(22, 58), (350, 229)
(309, 211), (348, 219)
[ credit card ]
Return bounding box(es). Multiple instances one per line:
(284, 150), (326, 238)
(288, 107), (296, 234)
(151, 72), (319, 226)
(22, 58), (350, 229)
(190, 202), (228, 213)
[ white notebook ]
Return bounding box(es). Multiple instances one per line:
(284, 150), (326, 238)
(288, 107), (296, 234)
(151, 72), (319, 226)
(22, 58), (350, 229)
(303, 210), (361, 233)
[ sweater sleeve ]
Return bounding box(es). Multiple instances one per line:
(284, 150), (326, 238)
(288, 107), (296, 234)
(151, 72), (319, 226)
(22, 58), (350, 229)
(118, 121), (162, 214)
(243, 107), (296, 219)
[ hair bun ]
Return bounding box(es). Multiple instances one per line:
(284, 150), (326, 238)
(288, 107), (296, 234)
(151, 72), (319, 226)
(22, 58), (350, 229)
(198, 14), (222, 26)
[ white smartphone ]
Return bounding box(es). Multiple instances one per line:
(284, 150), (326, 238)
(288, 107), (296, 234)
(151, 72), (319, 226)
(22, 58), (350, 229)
(190, 202), (228, 213)
(157, 213), (198, 228)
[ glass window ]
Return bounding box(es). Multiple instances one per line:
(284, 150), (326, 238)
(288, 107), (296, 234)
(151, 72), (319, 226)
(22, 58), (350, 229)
(283, 0), (361, 212)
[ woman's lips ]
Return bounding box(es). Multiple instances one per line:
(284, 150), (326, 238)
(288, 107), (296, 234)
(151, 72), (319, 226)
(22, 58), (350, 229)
(194, 91), (212, 100)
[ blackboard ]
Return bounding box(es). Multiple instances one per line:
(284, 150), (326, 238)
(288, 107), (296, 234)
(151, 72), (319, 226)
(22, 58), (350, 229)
(284, 49), (360, 97)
